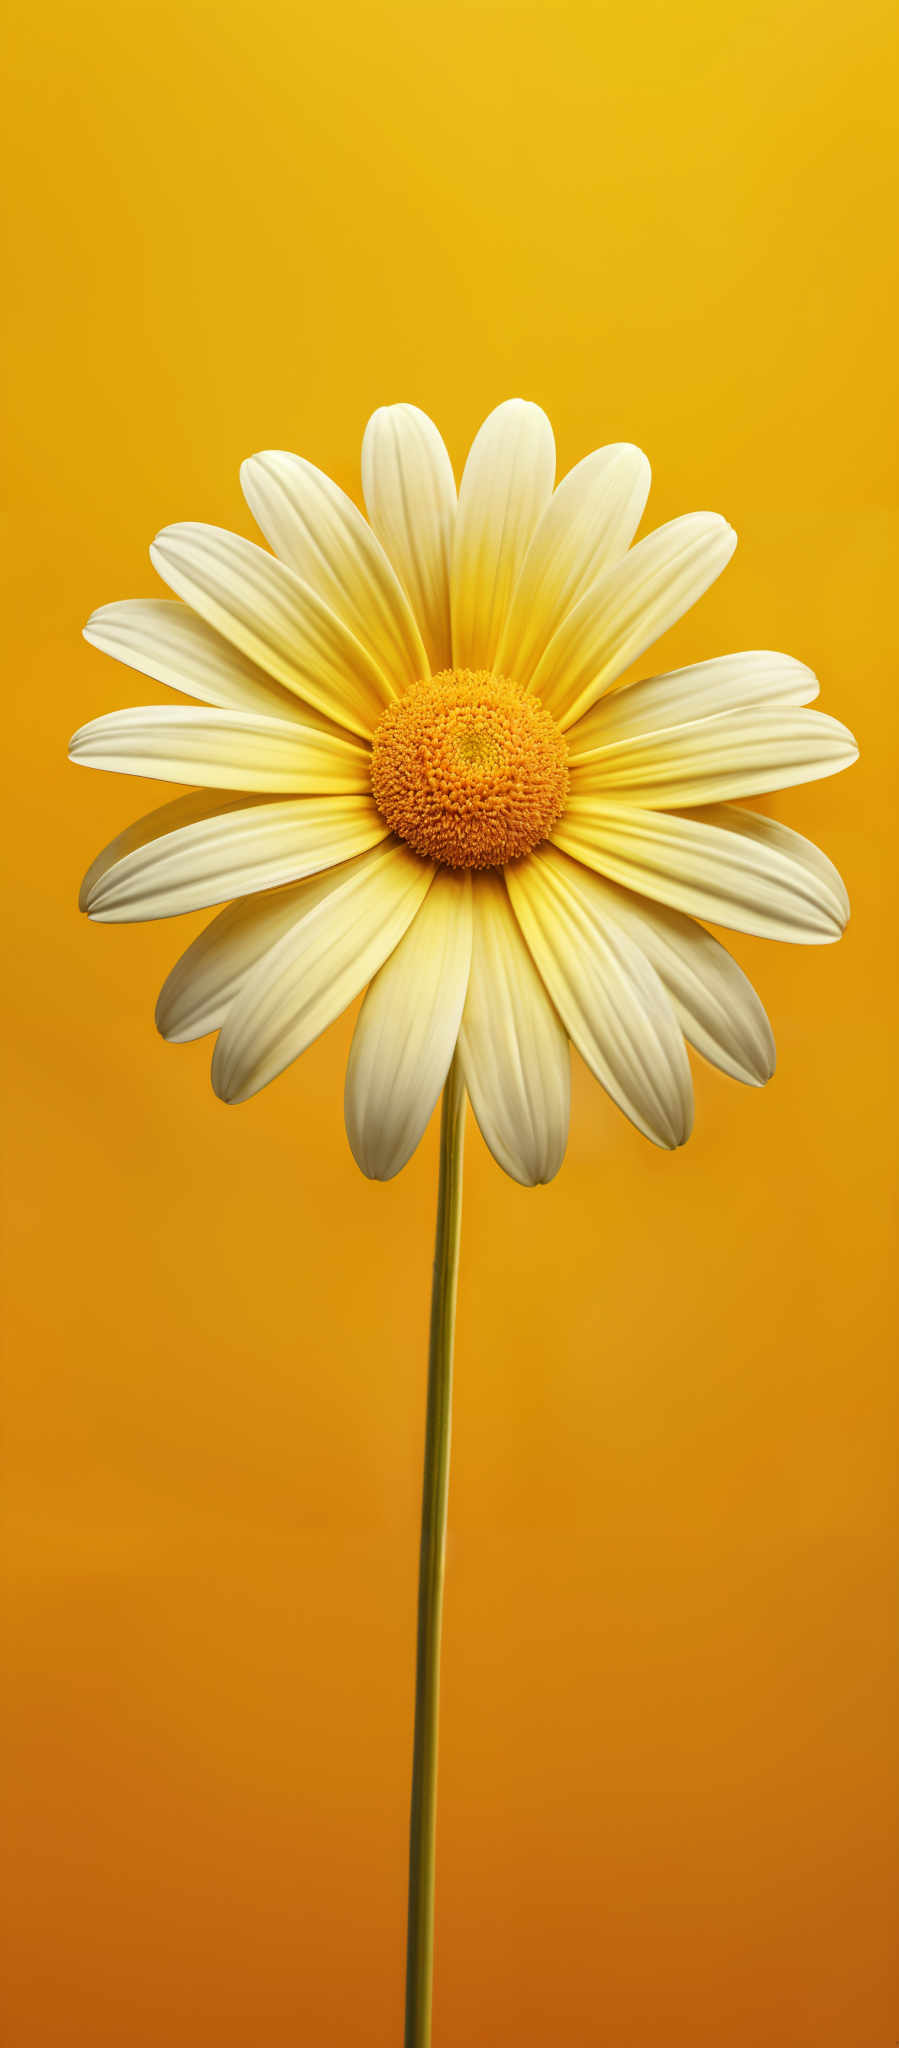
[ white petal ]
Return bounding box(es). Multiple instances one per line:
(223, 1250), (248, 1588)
(156, 857), (375, 1042)
(506, 849), (693, 1149)
(494, 444), (651, 685)
(82, 599), (336, 727)
(531, 513), (737, 729)
(150, 524), (396, 739)
(78, 790), (251, 911)
(551, 798), (849, 942)
(69, 705), (371, 792)
(240, 449), (428, 686)
(451, 399), (555, 670)
(570, 872), (775, 1085)
(568, 706), (858, 808)
(344, 870), (472, 1179)
(82, 794), (389, 923)
(457, 871), (570, 1185)
(212, 841), (434, 1105)
(361, 404), (457, 672)
(567, 650), (821, 759)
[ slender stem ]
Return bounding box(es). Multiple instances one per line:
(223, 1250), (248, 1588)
(404, 1054), (466, 2048)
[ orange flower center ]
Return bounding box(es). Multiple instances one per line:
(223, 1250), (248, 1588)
(370, 670), (569, 870)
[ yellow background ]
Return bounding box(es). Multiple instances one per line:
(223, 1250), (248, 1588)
(3, 0), (897, 2040)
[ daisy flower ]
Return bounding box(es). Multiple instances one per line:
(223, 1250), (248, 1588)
(71, 397), (857, 2048)
(71, 399), (856, 1183)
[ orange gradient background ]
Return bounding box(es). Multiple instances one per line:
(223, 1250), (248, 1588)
(3, 0), (898, 2041)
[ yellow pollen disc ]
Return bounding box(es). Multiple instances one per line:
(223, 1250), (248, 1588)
(370, 670), (569, 870)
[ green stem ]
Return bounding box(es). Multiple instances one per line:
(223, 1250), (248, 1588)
(404, 1053), (466, 2048)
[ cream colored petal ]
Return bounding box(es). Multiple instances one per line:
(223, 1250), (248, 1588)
(82, 599), (339, 728)
(156, 857), (374, 1042)
(240, 449), (428, 686)
(212, 841), (434, 1105)
(457, 871), (570, 1186)
(506, 849), (693, 1150)
(83, 794), (389, 923)
(680, 802), (851, 923)
(344, 870), (472, 1179)
(568, 870), (775, 1085)
(568, 706), (858, 808)
(567, 650), (820, 759)
(149, 524), (396, 740)
(451, 399), (556, 670)
(494, 443), (651, 685)
(531, 513), (737, 729)
(551, 798), (848, 942)
(68, 705), (372, 793)
(361, 404), (457, 673)
(78, 790), (252, 911)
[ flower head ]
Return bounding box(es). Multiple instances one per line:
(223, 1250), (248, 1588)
(71, 401), (856, 1183)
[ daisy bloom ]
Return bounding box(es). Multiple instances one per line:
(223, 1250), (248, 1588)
(71, 398), (856, 2048)
(71, 399), (856, 1184)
